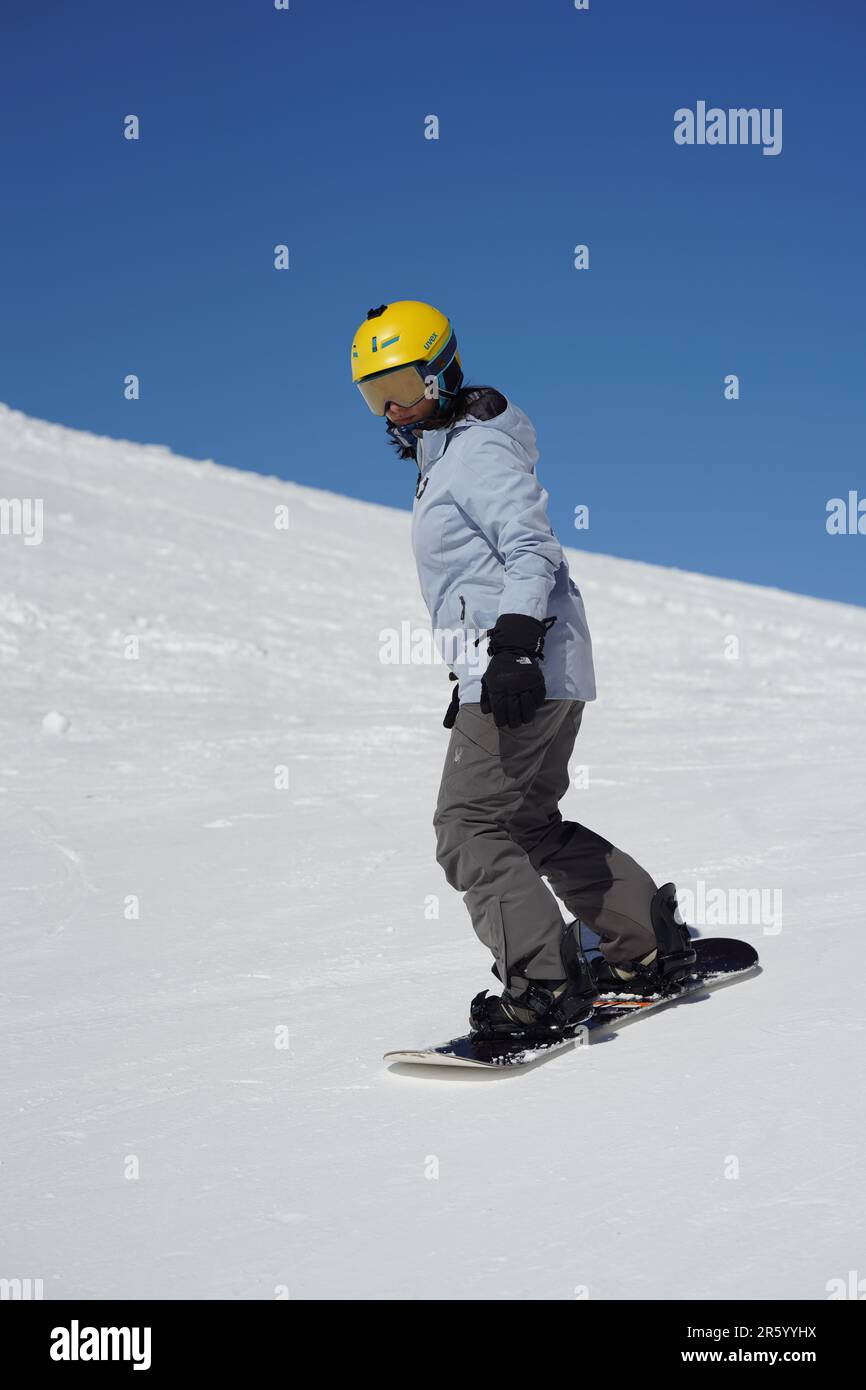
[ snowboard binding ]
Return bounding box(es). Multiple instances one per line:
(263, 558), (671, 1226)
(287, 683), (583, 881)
(591, 882), (697, 997)
(470, 922), (597, 1040)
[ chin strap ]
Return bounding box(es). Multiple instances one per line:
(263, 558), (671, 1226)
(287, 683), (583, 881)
(387, 420), (422, 454)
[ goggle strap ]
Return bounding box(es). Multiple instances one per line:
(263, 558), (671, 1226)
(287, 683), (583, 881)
(426, 329), (458, 380)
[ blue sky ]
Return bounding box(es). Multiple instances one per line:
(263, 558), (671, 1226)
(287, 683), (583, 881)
(2, 0), (864, 605)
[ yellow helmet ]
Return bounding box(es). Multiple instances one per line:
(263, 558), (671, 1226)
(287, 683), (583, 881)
(350, 300), (463, 415)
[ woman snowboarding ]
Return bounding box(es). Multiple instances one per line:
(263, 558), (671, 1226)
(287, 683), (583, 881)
(351, 300), (694, 1039)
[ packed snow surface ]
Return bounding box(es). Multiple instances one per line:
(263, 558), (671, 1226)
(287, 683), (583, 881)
(1, 403), (864, 1300)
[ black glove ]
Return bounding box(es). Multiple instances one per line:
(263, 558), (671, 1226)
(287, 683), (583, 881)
(480, 613), (555, 729)
(443, 673), (460, 729)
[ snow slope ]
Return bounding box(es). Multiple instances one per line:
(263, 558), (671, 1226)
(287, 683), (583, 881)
(1, 402), (864, 1301)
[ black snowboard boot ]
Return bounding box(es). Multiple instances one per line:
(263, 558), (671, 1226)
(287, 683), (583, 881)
(470, 923), (597, 1039)
(592, 882), (697, 997)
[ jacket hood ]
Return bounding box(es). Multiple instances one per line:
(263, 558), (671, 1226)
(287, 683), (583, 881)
(418, 392), (539, 470)
(462, 397), (539, 464)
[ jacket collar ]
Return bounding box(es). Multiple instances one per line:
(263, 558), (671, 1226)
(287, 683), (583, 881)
(417, 417), (473, 474)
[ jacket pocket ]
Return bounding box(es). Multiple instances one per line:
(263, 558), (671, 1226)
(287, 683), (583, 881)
(456, 585), (498, 630)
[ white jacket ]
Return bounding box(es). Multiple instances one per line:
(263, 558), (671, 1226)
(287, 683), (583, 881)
(410, 393), (596, 704)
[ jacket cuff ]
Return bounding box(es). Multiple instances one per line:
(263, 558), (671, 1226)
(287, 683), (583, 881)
(488, 612), (547, 655)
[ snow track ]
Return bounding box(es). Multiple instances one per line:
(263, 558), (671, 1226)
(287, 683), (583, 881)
(1, 403), (864, 1299)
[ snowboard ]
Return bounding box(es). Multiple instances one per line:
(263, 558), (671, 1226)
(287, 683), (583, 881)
(384, 936), (759, 1070)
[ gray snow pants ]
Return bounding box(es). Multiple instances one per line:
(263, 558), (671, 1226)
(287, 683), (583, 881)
(433, 700), (659, 994)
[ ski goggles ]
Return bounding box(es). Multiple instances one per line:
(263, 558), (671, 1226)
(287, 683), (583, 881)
(355, 361), (433, 416)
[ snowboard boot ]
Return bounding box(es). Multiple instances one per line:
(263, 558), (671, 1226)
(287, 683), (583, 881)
(470, 923), (597, 1040)
(592, 882), (697, 998)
